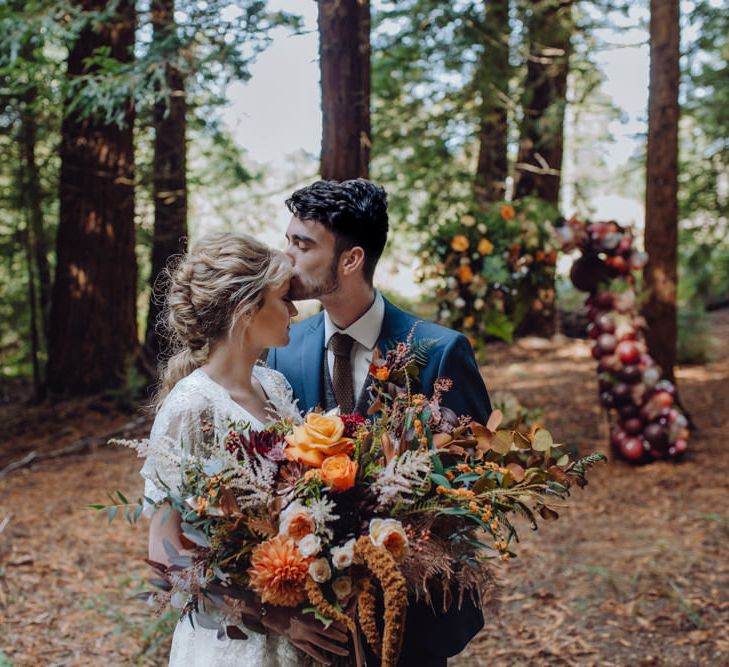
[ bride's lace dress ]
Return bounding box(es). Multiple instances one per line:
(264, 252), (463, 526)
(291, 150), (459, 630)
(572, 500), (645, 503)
(140, 365), (306, 667)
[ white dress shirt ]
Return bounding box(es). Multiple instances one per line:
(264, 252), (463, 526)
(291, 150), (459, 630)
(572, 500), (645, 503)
(323, 291), (385, 400)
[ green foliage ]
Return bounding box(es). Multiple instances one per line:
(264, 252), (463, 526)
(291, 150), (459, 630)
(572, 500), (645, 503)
(65, 1), (302, 128)
(418, 198), (559, 355)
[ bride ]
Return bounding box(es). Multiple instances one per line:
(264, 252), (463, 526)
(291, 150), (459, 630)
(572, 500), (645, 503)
(140, 232), (349, 666)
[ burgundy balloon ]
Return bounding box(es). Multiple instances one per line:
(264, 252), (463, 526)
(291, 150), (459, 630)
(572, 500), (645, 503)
(623, 418), (644, 435)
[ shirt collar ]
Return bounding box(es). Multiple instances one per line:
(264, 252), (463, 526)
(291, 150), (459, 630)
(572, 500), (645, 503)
(324, 290), (385, 351)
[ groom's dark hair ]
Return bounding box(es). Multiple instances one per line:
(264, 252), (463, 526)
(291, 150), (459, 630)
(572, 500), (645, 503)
(285, 178), (389, 284)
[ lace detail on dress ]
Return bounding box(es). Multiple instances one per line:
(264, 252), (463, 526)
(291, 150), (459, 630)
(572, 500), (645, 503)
(139, 367), (310, 667)
(255, 364), (303, 424)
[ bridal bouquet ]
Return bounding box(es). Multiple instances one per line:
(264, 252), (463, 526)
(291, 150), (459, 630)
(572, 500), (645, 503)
(104, 336), (603, 666)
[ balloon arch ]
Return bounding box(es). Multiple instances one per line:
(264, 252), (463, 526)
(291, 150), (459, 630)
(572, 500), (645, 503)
(554, 217), (689, 463)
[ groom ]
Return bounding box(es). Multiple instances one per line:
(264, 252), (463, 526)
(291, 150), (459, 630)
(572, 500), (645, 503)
(268, 179), (492, 665)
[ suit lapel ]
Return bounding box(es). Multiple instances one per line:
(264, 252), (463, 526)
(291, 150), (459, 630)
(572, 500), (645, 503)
(301, 315), (325, 411)
(377, 298), (413, 353)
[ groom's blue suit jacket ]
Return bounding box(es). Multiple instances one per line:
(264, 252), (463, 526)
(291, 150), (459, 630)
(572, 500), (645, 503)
(267, 298), (492, 663)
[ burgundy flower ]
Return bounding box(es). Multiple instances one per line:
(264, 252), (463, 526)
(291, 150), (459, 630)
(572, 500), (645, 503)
(225, 429), (286, 460)
(341, 413), (366, 438)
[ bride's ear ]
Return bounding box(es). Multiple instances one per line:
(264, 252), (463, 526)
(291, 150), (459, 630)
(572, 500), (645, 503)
(341, 246), (365, 276)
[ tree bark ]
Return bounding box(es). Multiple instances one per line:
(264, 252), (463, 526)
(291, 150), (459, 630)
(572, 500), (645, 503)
(47, 0), (137, 395)
(513, 0), (573, 338)
(319, 0), (371, 181)
(18, 62), (52, 346)
(474, 0), (510, 206)
(643, 0), (680, 382)
(142, 0), (188, 377)
(513, 0), (573, 203)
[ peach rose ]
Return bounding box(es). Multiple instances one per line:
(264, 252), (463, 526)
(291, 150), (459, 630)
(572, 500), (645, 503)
(331, 576), (353, 601)
(279, 501), (315, 541)
(285, 413), (354, 467)
(308, 557), (332, 584)
(369, 518), (409, 561)
(321, 453), (358, 492)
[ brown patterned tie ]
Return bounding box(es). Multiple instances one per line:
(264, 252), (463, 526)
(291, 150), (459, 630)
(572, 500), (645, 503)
(329, 332), (355, 414)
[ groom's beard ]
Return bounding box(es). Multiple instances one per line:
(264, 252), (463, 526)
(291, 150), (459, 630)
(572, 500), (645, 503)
(290, 259), (339, 300)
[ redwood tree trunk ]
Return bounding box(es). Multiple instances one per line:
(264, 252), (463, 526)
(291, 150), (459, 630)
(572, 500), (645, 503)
(474, 0), (510, 206)
(643, 0), (680, 382)
(513, 0), (572, 202)
(513, 0), (573, 337)
(318, 0), (370, 181)
(19, 59), (52, 345)
(47, 0), (137, 395)
(142, 0), (188, 376)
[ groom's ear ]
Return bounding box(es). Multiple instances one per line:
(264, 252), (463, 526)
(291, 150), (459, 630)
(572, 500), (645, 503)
(340, 246), (366, 276)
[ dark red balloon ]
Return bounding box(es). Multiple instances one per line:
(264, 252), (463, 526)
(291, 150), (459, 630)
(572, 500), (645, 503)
(620, 437), (644, 461)
(623, 418), (643, 435)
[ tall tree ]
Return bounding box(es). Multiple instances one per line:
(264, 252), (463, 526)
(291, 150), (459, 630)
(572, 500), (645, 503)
(319, 0), (371, 180)
(643, 0), (680, 382)
(47, 0), (137, 395)
(142, 0), (188, 375)
(474, 0), (510, 206)
(512, 0), (573, 337)
(513, 0), (573, 203)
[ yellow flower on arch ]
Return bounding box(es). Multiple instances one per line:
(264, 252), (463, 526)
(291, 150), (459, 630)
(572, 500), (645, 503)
(478, 238), (494, 256)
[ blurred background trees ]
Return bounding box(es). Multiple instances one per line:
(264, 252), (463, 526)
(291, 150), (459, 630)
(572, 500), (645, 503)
(0, 0), (726, 402)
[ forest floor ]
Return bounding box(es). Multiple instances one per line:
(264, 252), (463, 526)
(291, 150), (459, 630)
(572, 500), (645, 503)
(1, 312), (728, 667)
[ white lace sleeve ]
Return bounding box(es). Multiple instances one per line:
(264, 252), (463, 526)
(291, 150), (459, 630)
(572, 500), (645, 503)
(140, 391), (216, 515)
(256, 365), (303, 424)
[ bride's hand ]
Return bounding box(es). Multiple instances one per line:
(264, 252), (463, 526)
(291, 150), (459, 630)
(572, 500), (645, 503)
(260, 605), (349, 665)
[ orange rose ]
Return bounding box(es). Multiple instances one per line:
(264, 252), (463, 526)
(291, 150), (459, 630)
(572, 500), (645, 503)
(321, 453), (358, 492)
(450, 235), (469, 252)
(285, 413), (354, 467)
(500, 205), (515, 220)
(457, 264), (474, 284)
(463, 315), (476, 328)
(370, 364), (390, 382)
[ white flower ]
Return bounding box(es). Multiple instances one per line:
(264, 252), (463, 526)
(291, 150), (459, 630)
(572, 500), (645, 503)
(371, 450), (431, 509)
(477, 223), (487, 233)
(307, 497), (340, 539)
(330, 538), (356, 570)
(454, 297), (466, 309)
(331, 576), (353, 601)
(447, 277), (458, 289)
(298, 533), (322, 558)
(308, 558), (332, 583)
(440, 309), (452, 320)
(473, 298), (485, 311)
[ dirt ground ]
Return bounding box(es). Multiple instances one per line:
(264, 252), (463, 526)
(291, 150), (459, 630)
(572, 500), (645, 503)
(1, 313), (728, 666)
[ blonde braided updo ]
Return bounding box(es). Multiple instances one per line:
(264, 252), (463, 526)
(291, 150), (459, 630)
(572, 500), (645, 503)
(155, 232), (292, 408)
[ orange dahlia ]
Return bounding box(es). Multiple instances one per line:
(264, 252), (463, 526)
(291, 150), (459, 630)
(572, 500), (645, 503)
(247, 536), (310, 607)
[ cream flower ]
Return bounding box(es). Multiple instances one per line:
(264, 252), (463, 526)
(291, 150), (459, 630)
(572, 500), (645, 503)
(278, 501), (315, 541)
(369, 518), (409, 561)
(298, 533), (322, 558)
(308, 557), (332, 584)
(330, 538), (356, 570)
(331, 576), (353, 601)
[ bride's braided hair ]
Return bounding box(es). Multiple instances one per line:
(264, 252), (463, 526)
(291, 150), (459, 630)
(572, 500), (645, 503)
(155, 232), (292, 408)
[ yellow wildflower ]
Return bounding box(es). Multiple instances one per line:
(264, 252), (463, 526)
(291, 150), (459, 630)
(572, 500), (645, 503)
(478, 238), (494, 255)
